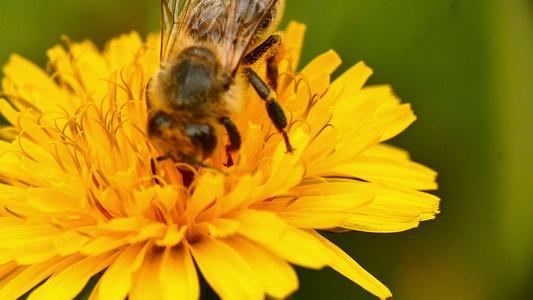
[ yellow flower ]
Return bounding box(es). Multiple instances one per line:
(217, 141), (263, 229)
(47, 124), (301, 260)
(0, 22), (439, 300)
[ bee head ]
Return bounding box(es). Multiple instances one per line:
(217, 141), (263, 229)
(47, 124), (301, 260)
(147, 111), (217, 163)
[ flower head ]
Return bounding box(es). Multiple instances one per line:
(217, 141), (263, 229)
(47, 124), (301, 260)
(0, 23), (439, 299)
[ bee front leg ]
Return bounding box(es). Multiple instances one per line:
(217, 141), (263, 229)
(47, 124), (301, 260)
(220, 117), (242, 167)
(246, 68), (293, 153)
(145, 77), (153, 110)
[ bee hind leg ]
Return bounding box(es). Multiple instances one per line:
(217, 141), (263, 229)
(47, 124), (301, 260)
(265, 55), (279, 92)
(246, 68), (293, 153)
(243, 34), (281, 91)
(220, 117), (242, 167)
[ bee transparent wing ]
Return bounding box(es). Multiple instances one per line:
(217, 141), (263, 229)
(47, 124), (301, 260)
(222, 0), (278, 73)
(175, 0), (277, 73)
(160, 0), (191, 61)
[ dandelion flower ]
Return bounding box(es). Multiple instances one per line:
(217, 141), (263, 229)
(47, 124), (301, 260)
(0, 22), (439, 300)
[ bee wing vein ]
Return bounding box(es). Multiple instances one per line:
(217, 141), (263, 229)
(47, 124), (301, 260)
(160, 0), (278, 72)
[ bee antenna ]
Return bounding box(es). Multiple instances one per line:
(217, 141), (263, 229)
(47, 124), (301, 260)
(178, 151), (227, 175)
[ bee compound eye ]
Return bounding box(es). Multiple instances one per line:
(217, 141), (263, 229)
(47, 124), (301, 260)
(185, 124), (217, 159)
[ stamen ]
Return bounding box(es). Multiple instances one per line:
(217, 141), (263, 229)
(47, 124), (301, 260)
(119, 67), (135, 100)
(88, 188), (113, 220)
(0, 92), (41, 113)
(288, 119), (312, 133)
(45, 142), (70, 174)
(99, 77), (133, 101)
(15, 133), (38, 162)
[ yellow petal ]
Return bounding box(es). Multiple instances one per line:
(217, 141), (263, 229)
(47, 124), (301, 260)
(0, 183), (28, 206)
(186, 172), (224, 219)
(0, 222), (60, 264)
(0, 256), (80, 300)
(160, 246), (199, 300)
(28, 251), (118, 300)
(301, 50), (342, 79)
(330, 143), (438, 190)
(302, 100), (334, 138)
(359, 85), (416, 142)
(284, 22), (307, 72)
(0, 99), (21, 128)
(104, 32), (143, 70)
(331, 61), (373, 107)
(152, 185), (180, 215)
(306, 230), (392, 300)
(0, 261), (21, 290)
(276, 211), (350, 229)
(128, 223), (168, 244)
(0, 223), (58, 249)
(66, 41), (110, 105)
(82, 236), (131, 256)
(155, 224), (186, 247)
(300, 124), (338, 164)
(188, 235), (263, 300)
(15, 246), (58, 265)
(253, 129), (309, 201)
(213, 173), (262, 215)
(97, 217), (150, 232)
(231, 209), (331, 269)
(0, 125), (18, 141)
(303, 69), (332, 100)
(337, 181), (440, 233)
(0, 250), (16, 265)
(238, 123), (263, 169)
(98, 242), (150, 300)
(331, 92), (380, 136)
(224, 235), (298, 299)
(27, 187), (83, 212)
(288, 182), (374, 211)
(264, 181), (375, 229)
(54, 230), (90, 256)
(130, 250), (165, 300)
(0, 153), (71, 189)
(196, 218), (240, 238)
(2, 54), (59, 112)
(87, 273), (104, 300)
(308, 98), (383, 173)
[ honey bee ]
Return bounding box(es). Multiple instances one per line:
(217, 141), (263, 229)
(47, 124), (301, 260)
(147, 0), (292, 167)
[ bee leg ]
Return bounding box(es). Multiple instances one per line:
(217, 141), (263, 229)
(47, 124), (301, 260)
(244, 34), (281, 90)
(243, 34), (281, 65)
(220, 117), (242, 167)
(145, 77), (153, 110)
(247, 68), (293, 153)
(150, 158), (160, 185)
(155, 154), (171, 162)
(265, 55), (279, 92)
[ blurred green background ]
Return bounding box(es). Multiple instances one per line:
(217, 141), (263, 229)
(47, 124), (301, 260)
(1, 0), (532, 299)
